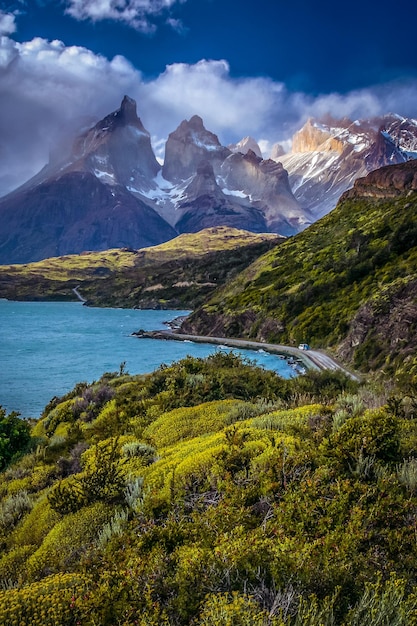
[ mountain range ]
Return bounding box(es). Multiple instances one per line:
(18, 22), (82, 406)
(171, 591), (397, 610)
(277, 114), (417, 217)
(0, 95), (416, 264)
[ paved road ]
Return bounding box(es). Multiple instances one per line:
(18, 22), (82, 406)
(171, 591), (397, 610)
(135, 329), (360, 381)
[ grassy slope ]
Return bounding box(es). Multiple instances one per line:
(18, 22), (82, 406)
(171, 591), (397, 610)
(0, 227), (281, 307)
(183, 190), (417, 372)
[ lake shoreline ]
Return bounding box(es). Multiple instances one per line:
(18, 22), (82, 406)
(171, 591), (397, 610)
(134, 327), (360, 380)
(133, 329), (313, 374)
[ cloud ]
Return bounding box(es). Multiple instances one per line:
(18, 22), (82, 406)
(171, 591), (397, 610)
(0, 28), (142, 195)
(64, 0), (186, 32)
(0, 10), (17, 35)
(1, 19), (417, 197)
(138, 59), (417, 157)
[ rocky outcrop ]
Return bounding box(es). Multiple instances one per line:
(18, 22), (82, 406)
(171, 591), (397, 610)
(160, 116), (307, 236)
(70, 95), (161, 191)
(337, 278), (417, 370)
(342, 159), (417, 200)
(221, 150), (311, 235)
(291, 118), (344, 154)
(365, 128), (406, 172)
(270, 143), (286, 159)
(181, 307), (285, 342)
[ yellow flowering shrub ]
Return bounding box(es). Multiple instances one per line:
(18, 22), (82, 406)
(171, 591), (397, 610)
(43, 398), (78, 436)
(30, 420), (47, 439)
(0, 572), (91, 626)
(4, 476), (32, 496)
(197, 591), (282, 626)
(143, 400), (247, 448)
(10, 494), (60, 549)
(143, 431), (226, 502)
(52, 422), (70, 439)
(0, 544), (36, 587)
(251, 404), (325, 434)
(87, 398), (131, 440)
(25, 502), (112, 580)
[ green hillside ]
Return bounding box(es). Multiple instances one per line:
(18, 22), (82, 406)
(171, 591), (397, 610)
(3, 352), (417, 624)
(183, 165), (417, 374)
(0, 227), (280, 308)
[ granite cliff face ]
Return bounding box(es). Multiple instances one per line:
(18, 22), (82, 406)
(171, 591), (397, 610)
(160, 117), (307, 235)
(70, 95), (161, 191)
(175, 160), (268, 234)
(220, 150), (311, 235)
(291, 118), (345, 154)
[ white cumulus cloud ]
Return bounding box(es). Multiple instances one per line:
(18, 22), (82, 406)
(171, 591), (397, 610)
(0, 10), (16, 35)
(64, 0), (186, 31)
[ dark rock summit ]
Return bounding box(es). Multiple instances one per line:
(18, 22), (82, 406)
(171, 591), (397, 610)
(70, 94), (161, 190)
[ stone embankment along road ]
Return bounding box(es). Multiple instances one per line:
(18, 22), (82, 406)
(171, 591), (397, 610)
(134, 330), (360, 381)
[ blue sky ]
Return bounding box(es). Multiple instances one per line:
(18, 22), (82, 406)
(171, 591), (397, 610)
(1, 0), (417, 195)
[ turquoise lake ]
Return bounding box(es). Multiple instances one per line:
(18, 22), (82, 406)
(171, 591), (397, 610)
(0, 300), (295, 418)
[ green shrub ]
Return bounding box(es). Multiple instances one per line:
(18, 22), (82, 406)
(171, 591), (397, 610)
(324, 408), (401, 473)
(48, 439), (127, 514)
(0, 407), (31, 470)
(0, 545), (36, 589)
(345, 575), (417, 626)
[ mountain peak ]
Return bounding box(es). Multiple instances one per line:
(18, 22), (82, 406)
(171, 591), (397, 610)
(228, 136), (262, 158)
(120, 95), (139, 123)
(188, 114), (205, 129)
(162, 115), (228, 183)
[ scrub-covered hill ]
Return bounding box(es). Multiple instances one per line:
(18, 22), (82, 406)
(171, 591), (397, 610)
(182, 160), (417, 374)
(2, 352), (417, 624)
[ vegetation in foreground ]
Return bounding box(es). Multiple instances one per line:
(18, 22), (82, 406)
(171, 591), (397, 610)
(1, 353), (417, 624)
